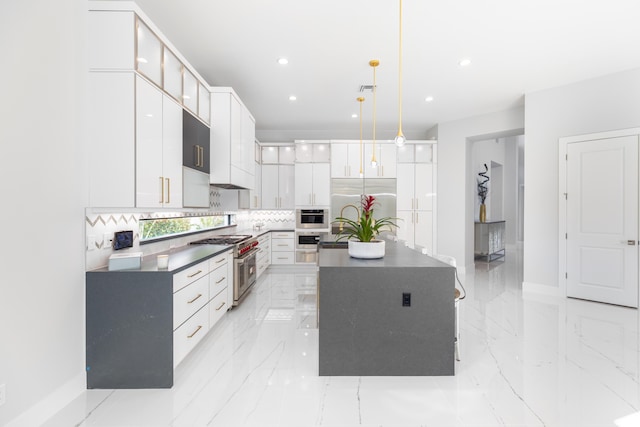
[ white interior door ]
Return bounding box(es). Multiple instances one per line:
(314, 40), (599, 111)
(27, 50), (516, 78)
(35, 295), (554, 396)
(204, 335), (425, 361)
(566, 135), (638, 308)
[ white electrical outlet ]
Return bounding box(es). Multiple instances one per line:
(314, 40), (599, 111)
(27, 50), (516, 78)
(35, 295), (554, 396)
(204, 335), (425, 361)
(103, 233), (112, 250)
(0, 383), (6, 406)
(87, 235), (96, 251)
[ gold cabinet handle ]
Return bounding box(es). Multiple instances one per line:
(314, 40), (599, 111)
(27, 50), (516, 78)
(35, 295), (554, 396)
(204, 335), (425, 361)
(187, 293), (203, 304)
(215, 277), (225, 284)
(165, 177), (170, 203)
(215, 258), (225, 264)
(216, 302), (226, 311)
(199, 146), (204, 167)
(194, 145), (199, 167)
(187, 269), (203, 278)
(187, 325), (203, 338)
(159, 177), (164, 204)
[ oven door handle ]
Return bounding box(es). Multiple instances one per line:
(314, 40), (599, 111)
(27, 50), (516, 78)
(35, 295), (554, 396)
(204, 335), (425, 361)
(235, 248), (259, 264)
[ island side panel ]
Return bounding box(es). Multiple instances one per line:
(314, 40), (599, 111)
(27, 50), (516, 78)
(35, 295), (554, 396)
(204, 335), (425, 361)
(319, 265), (454, 376)
(86, 271), (173, 388)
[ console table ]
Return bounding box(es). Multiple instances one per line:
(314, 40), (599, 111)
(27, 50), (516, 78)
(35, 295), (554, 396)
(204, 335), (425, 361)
(474, 221), (506, 262)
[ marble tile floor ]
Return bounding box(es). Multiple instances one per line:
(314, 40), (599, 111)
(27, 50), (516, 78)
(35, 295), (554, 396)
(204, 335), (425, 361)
(44, 248), (640, 427)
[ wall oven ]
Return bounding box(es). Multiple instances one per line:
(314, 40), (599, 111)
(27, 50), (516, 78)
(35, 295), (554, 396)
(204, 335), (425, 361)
(295, 231), (328, 264)
(296, 209), (329, 229)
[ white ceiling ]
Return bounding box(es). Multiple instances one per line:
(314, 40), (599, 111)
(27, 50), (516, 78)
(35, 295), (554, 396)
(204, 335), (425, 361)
(130, 0), (640, 142)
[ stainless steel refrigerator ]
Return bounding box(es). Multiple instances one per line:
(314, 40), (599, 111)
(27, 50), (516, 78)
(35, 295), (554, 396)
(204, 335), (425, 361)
(330, 178), (397, 235)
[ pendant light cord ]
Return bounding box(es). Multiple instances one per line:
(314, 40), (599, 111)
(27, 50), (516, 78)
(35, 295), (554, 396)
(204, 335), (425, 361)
(398, 0), (403, 134)
(370, 60), (379, 165)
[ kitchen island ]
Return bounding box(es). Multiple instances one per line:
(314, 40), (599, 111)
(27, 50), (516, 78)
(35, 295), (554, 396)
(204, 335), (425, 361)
(318, 240), (455, 376)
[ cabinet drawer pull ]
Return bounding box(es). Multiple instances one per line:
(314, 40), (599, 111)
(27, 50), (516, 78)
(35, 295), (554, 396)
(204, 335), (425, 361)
(216, 302), (226, 311)
(277, 257), (288, 260)
(165, 177), (170, 203)
(187, 293), (203, 304)
(215, 277), (225, 284)
(277, 244), (288, 247)
(187, 269), (203, 278)
(187, 325), (203, 338)
(215, 258), (225, 264)
(159, 177), (164, 204)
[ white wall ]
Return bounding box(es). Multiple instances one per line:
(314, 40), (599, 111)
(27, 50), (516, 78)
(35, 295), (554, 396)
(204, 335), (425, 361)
(524, 67), (640, 292)
(436, 107), (524, 271)
(0, 0), (88, 425)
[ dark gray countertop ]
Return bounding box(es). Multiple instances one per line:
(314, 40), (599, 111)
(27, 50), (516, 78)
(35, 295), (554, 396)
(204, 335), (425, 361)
(90, 244), (232, 274)
(318, 239), (449, 268)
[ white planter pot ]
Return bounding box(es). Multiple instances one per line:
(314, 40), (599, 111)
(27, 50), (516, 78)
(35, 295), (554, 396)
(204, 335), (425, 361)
(348, 239), (385, 259)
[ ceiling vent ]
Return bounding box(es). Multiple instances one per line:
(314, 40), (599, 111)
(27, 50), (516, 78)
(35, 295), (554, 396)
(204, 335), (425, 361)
(359, 84), (375, 92)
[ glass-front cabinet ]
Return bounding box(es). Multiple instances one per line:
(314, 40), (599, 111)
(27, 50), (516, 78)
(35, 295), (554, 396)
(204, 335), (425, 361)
(135, 19), (162, 86)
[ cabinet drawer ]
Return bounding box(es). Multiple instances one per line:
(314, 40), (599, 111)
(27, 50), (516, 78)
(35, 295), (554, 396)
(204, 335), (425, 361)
(173, 275), (209, 330)
(173, 305), (209, 368)
(209, 289), (228, 329)
(257, 261), (268, 277)
(272, 238), (294, 252)
(208, 251), (229, 271)
(173, 260), (209, 293)
(271, 252), (294, 264)
(209, 263), (228, 299)
(271, 231), (294, 239)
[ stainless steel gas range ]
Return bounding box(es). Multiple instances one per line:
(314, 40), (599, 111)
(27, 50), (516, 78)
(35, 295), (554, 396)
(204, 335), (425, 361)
(191, 235), (259, 306)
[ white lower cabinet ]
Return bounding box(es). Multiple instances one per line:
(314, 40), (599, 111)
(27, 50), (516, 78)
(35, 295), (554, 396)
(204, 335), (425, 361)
(208, 290), (228, 330)
(257, 232), (271, 277)
(271, 231), (295, 265)
(173, 274), (209, 330)
(171, 249), (233, 368)
(173, 305), (209, 368)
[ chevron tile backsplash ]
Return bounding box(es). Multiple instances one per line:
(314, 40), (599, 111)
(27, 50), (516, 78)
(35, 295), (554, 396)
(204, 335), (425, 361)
(86, 208), (295, 270)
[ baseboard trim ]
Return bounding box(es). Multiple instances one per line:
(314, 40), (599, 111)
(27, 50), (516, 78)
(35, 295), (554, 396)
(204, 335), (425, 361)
(523, 281), (561, 297)
(6, 371), (85, 427)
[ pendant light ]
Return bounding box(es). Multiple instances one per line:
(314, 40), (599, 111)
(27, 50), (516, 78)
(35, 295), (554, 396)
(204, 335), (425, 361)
(394, 0), (406, 147)
(369, 59), (379, 167)
(357, 96), (365, 177)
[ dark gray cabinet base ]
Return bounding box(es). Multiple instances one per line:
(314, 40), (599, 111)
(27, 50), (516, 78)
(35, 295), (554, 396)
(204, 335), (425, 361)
(86, 271), (173, 388)
(318, 242), (455, 376)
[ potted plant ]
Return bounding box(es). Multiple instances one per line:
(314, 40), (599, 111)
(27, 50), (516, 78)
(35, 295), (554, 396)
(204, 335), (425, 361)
(334, 195), (399, 259)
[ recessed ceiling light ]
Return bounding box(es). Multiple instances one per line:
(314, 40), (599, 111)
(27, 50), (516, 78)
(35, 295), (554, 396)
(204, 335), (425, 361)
(278, 58), (289, 65)
(425, 96), (434, 102)
(352, 114), (358, 118)
(289, 95), (297, 101)
(458, 58), (471, 67)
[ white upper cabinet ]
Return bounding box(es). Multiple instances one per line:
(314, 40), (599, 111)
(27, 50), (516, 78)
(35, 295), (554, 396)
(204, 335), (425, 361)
(136, 19), (162, 86)
(294, 163), (330, 207)
(363, 143), (396, 178)
(295, 142), (331, 163)
(262, 165), (294, 209)
(198, 83), (210, 125)
(331, 143), (362, 178)
(279, 146), (296, 164)
(398, 143), (434, 163)
(135, 76), (183, 208)
(210, 89), (255, 189)
(261, 146), (279, 164)
(183, 69), (198, 115)
(163, 48), (182, 102)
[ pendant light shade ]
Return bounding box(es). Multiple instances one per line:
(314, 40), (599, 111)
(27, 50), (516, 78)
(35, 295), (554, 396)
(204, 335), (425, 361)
(394, 0), (406, 147)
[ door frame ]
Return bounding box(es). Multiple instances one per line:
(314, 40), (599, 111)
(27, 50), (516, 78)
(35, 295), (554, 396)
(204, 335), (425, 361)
(558, 127), (640, 298)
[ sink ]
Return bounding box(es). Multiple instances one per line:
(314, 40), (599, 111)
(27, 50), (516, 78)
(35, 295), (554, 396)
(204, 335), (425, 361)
(319, 241), (348, 249)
